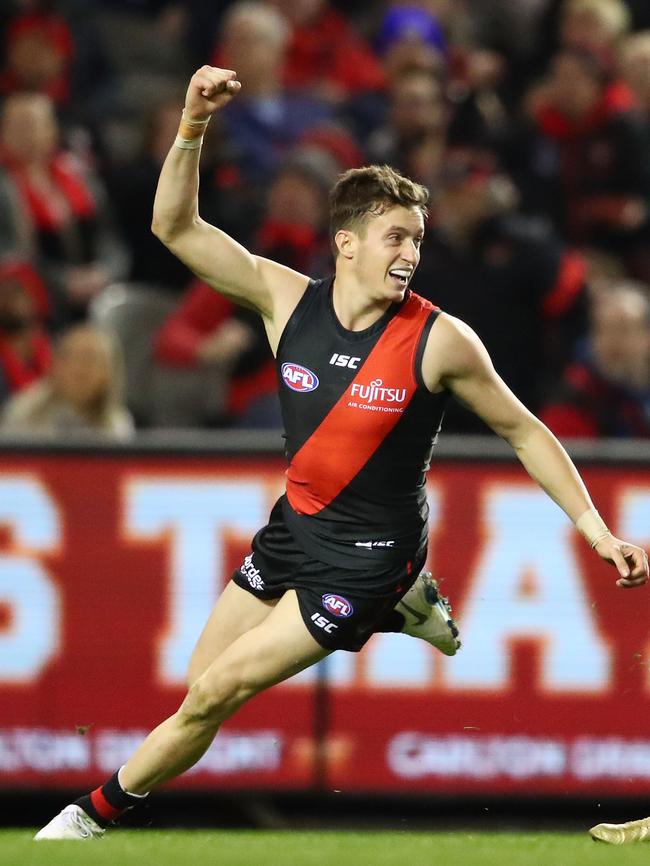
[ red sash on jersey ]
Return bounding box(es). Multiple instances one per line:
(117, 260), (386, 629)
(286, 293), (434, 515)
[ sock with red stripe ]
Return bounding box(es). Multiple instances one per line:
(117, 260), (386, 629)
(74, 767), (148, 827)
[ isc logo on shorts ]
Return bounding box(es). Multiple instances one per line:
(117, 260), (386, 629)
(322, 593), (354, 618)
(281, 362), (319, 393)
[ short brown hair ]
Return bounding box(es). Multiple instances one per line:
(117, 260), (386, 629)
(329, 164), (429, 254)
(562, 0), (631, 39)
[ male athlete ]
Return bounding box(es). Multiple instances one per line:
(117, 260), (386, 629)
(36, 67), (648, 840)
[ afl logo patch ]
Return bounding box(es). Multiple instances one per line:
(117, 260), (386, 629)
(281, 362), (319, 393)
(322, 593), (354, 618)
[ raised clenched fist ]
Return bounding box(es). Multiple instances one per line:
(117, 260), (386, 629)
(184, 66), (241, 122)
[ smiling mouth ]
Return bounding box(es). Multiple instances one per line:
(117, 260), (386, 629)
(388, 269), (412, 287)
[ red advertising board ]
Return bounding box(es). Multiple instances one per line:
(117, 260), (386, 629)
(1, 449), (650, 796)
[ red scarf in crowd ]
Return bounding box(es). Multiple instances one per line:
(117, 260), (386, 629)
(3, 152), (96, 232)
(536, 81), (636, 140)
(0, 332), (52, 393)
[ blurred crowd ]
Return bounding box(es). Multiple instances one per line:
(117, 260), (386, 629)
(1, 0), (650, 439)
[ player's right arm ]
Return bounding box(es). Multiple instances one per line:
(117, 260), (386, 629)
(423, 314), (649, 588)
(151, 66), (309, 345)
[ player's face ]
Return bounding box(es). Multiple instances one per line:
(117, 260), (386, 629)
(356, 205), (425, 302)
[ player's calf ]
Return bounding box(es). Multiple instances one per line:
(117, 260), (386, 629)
(180, 665), (260, 730)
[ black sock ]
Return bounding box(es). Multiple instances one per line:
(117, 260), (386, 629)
(74, 769), (146, 827)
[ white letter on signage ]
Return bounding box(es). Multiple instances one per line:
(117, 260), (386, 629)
(617, 489), (650, 548)
(125, 479), (266, 685)
(615, 488), (650, 691)
(0, 477), (61, 682)
(445, 487), (610, 692)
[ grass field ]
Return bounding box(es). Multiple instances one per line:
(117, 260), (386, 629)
(2, 830), (649, 866)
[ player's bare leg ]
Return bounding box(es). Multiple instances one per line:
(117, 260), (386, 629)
(121, 589), (328, 792)
(35, 590), (329, 839)
(187, 579), (280, 685)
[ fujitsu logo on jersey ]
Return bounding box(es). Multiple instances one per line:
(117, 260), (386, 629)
(350, 378), (407, 405)
(281, 362), (319, 392)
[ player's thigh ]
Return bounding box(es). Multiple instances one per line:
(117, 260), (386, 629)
(188, 579), (279, 686)
(195, 589), (330, 705)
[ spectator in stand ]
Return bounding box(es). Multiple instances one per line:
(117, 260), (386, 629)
(413, 146), (587, 432)
(265, 0), (385, 104)
(532, 0), (633, 79)
(366, 67), (448, 178)
(527, 47), (650, 278)
(0, 1), (74, 106)
(541, 282), (650, 438)
(0, 91), (128, 327)
(210, 1), (332, 184)
(255, 146), (335, 275)
(109, 94), (239, 296)
(620, 31), (650, 117)
(0, 165), (32, 258)
(0, 260), (52, 406)
(375, 4), (509, 151)
(376, 5), (448, 81)
(296, 120), (365, 173)
(611, 33), (650, 275)
(559, 0), (631, 54)
(1, 323), (134, 439)
(0, 1), (116, 133)
(154, 280), (278, 428)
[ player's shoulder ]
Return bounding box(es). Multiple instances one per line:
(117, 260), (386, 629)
(404, 290), (440, 321)
(420, 312), (485, 392)
(425, 312), (489, 378)
(407, 289), (437, 309)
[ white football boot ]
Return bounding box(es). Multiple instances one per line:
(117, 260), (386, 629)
(589, 816), (650, 844)
(396, 571), (460, 656)
(34, 804), (105, 840)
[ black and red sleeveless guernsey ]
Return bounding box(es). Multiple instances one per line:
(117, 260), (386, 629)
(277, 276), (448, 569)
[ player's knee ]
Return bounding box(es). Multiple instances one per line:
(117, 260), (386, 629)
(179, 666), (254, 727)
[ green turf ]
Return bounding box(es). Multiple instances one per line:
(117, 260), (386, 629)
(2, 830), (648, 866)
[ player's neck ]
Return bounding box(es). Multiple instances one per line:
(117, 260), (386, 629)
(331, 274), (392, 332)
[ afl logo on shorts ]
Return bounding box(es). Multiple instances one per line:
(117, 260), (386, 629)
(322, 593), (354, 618)
(281, 362), (319, 393)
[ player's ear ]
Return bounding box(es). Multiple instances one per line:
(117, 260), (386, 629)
(335, 229), (356, 260)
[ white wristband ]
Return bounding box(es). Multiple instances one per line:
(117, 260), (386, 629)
(174, 134), (203, 150)
(575, 508), (611, 548)
(174, 109), (210, 150)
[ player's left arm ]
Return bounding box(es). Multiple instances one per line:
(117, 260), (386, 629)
(423, 314), (649, 588)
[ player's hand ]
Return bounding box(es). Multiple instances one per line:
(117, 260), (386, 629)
(594, 535), (649, 588)
(184, 66), (241, 122)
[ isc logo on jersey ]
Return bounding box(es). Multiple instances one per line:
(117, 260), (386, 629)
(322, 593), (354, 618)
(281, 362), (319, 393)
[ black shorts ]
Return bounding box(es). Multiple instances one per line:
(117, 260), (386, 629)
(232, 498), (426, 652)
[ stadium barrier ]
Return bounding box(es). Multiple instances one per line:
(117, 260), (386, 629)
(1, 432), (650, 797)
